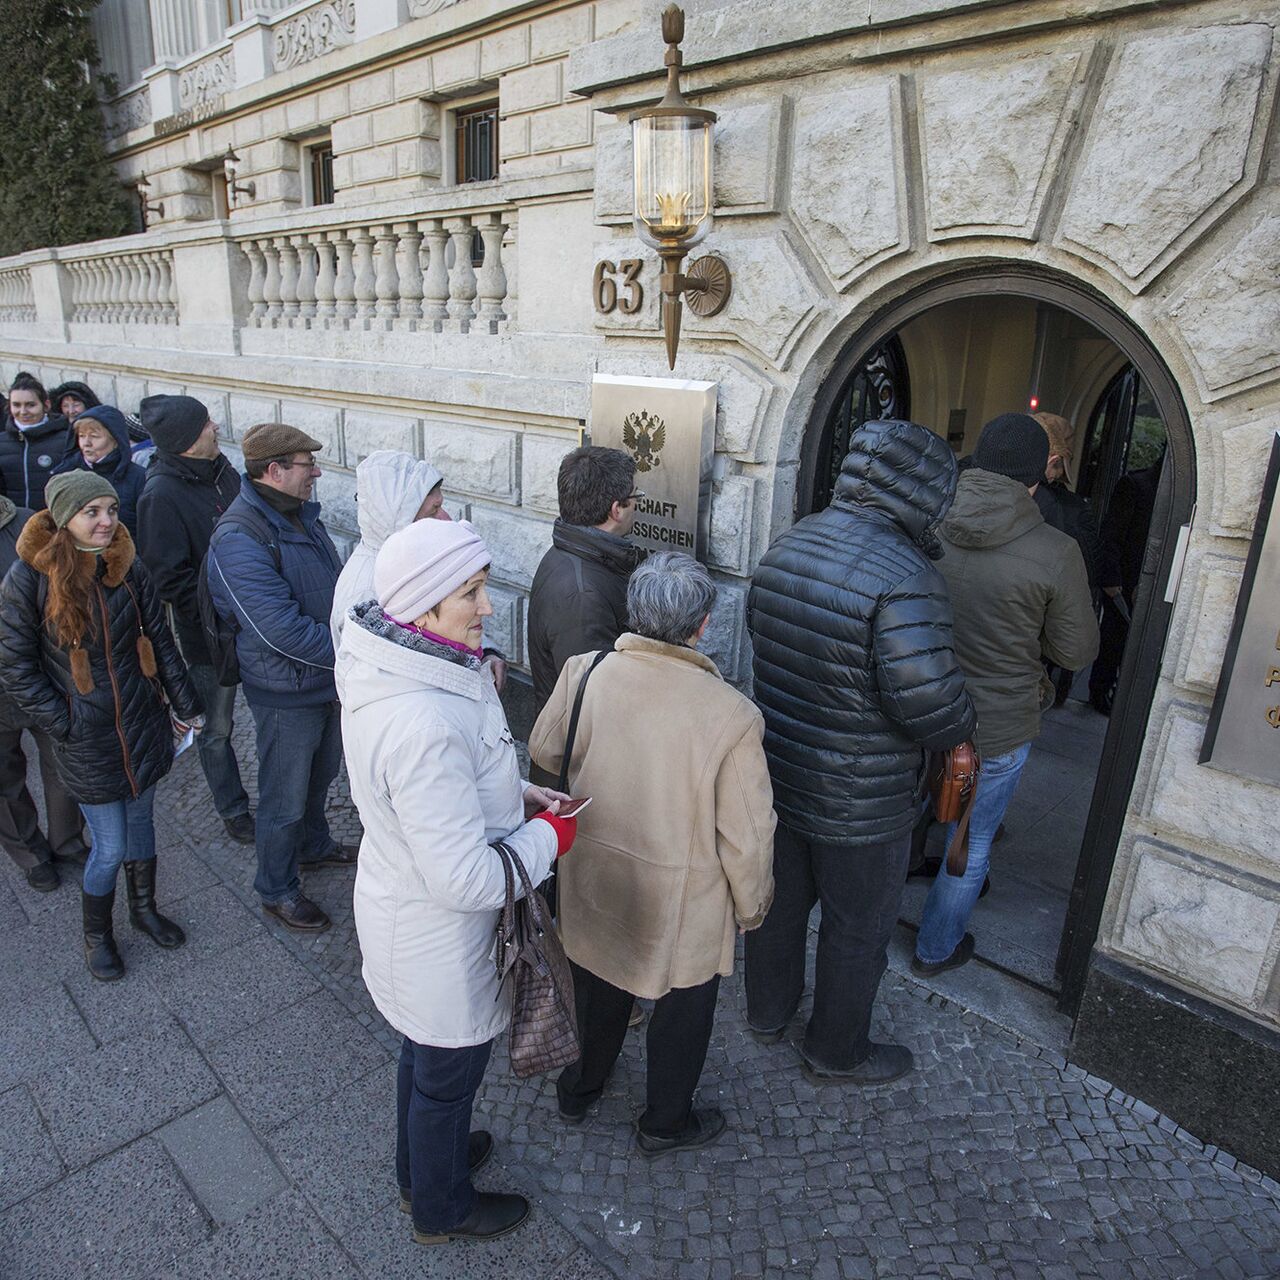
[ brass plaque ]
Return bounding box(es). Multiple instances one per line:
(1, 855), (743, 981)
(589, 374), (717, 560)
(1201, 430), (1280, 783)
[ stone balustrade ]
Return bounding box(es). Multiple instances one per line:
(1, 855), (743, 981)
(0, 268), (36, 323)
(236, 209), (512, 334)
(64, 249), (179, 325)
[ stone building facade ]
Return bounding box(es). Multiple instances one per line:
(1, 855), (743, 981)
(0, 0), (1277, 1172)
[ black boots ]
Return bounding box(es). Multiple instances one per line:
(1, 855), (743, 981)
(82, 888), (125, 981)
(124, 860), (186, 949)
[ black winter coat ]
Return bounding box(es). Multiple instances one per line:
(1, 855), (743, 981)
(527, 520), (647, 714)
(0, 514), (201, 804)
(0, 415), (75, 510)
(1035, 482), (1100, 587)
(748, 419), (977, 847)
(0, 498), (34, 732)
(136, 451), (240, 665)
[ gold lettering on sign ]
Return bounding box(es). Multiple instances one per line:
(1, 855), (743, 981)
(1268, 666), (1280, 686)
(1268, 706), (1280, 728)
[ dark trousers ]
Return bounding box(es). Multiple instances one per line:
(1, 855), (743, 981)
(396, 1036), (493, 1231)
(744, 824), (911, 1072)
(186, 664), (249, 820)
(247, 699), (342, 904)
(1090, 593), (1130, 699)
(0, 725), (85, 871)
(557, 961), (720, 1139)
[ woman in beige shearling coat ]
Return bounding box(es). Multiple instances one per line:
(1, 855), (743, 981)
(530, 551), (776, 1157)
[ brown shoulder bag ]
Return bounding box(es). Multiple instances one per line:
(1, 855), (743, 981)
(927, 742), (981, 877)
(493, 840), (580, 1079)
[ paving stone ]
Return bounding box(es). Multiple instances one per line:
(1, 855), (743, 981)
(0, 1138), (205, 1279)
(0, 1086), (64, 1211)
(155, 932), (322, 1047)
(0, 982), (96, 1094)
(207, 989), (386, 1131)
(153, 1187), (359, 1279)
(28, 1017), (219, 1169)
(272, 1059), (398, 1233)
(158, 1094), (288, 1225)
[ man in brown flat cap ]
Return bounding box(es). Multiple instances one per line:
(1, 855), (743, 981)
(206, 422), (355, 932)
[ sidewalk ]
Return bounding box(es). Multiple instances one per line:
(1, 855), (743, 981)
(1, 711), (1278, 1279)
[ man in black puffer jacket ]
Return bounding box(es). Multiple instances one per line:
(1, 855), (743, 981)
(745, 419), (976, 1086)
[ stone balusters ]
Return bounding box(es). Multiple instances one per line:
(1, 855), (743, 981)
(314, 234), (337, 324)
(444, 217), (477, 332)
(395, 222), (423, 325)
(421, 219), (450, 329)
(64, 251), (178, 325)
(352, 230), (377, 323)
(0, 268), (36, 322)
(475, 213), (508, 332)
(233, 210), (512, 333)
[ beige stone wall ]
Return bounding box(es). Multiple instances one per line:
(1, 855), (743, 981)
(3, 0), (1279, 1030)
(583, 0), (1280, 1027)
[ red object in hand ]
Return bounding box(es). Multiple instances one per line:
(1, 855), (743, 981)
(531, 811), (577, 857)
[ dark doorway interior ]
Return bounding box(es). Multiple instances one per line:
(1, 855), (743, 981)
(802, 277), (1189, 1016)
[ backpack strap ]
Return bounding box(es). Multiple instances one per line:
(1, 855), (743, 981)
(213, 507), (282, 571)
(556, 649), (610, 795)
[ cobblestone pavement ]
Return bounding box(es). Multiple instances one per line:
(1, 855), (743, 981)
(1, 702), (1279, 1279)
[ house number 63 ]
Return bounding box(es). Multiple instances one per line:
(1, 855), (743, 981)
(593, 259), (644, 314)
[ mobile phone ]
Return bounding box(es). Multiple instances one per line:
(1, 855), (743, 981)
(554, 796), (593, 818)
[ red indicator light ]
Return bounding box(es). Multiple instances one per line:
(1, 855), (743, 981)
(1029, 396), (1040, 410)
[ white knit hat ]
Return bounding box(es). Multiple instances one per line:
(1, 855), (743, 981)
(375, 517), (490, 620)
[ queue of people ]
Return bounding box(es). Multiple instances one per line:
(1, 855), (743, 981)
(0, 363), (1106, 1248)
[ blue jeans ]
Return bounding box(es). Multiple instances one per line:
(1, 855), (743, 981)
(80, 786), (158, 896)
(186, 664), (249, 820)
(247, 699), (342, 904)
(915, 742), (1033, 965)
(396, 1037), (493, 1231)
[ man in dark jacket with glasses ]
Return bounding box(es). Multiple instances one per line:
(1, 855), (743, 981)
(746, 419), (976, 1086)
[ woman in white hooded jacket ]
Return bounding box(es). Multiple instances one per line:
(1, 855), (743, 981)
(335, 516), (577, 1248)
(329, 449), (444, 650)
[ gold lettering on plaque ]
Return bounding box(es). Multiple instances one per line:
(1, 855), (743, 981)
(1267, 666), (1280, 686)
(1268, 706), (1280, 728)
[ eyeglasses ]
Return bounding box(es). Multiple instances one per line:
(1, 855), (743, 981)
(624, 490), (646, 504)
(274, 456), (318, 470)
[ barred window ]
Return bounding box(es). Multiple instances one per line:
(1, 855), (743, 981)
(455, 104), (498, 184)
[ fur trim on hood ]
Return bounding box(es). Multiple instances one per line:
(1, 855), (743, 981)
(17, 510), (136, 585)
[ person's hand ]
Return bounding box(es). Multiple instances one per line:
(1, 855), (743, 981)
(172, 713), (206, 737)
(484, 655), (508, 694)
(531, 811), (577, 857)
(1103, 586), (1122, 599)
(523, 783), (570, 819)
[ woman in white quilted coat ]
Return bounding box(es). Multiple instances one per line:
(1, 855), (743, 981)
(335, 516), (577, 1247)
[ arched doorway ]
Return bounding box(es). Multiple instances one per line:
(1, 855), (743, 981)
(798, 266), (1196, 1018)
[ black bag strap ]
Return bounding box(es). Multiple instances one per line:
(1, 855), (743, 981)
(557, 649), (610, 794)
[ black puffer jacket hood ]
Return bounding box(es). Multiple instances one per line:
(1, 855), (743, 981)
(748, 420), (976, 847)
(0, 513), (201, 804)
(832, 418), (959, 555)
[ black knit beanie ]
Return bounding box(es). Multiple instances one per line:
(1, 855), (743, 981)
(140, 394), (209, 455)
(972, 413), (1050, 488)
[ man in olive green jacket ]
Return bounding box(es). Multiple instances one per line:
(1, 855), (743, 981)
(913, 413), (1098, 977)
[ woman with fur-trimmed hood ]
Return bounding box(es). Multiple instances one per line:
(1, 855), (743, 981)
(0, 471), (203, 982)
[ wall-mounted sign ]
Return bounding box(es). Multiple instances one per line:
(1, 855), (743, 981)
(590, 374), (716, 560)
(1201, 430), (1280, 784)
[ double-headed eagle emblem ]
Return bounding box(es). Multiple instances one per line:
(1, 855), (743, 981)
(622, 409), (666, 474)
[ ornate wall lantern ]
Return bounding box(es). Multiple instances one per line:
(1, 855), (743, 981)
(223, 147), (257, 209)
(629, 4), (731, 368)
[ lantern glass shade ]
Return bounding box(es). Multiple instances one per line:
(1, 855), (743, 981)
(632, 112), (713, 250)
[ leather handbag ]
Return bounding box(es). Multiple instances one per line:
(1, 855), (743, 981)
(492, 839), (580, 1078)
(928, 742), (981, 877)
